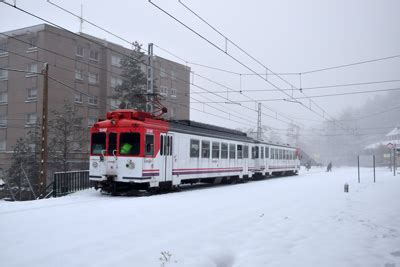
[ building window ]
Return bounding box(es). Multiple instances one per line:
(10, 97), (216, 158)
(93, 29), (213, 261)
(88, 72), (99, 84)
(0, 69), (8, 80)
(0, 81), (6, 91)
(74, 92), (83, 103)
(27, 63), (37, 74)
(26, 88), (37, 101)
(26, 113), (37, 125)
(28, 37), (37, 48)
(159, 86), (168, 96)
(0, 140), (5, 151)
(89, 50), (99, 61)
(88, 117), (97, 127)
(76, 46), (84, 57)
(111, 55), (121, 67)
(0, 43), (7, 54)
(0, 92), (7, 103)
(0, 114), (6, 127)
(111, 98), (121, 109)
(170, 88), (177, 98)
(71, 142), (82, 151)
(75, 69), (84, 80)
(160, 67), (167, 78)
(111, 76), (123, 88)
(88, 95), (98, 105)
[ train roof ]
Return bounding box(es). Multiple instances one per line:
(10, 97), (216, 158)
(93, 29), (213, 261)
(169, 120), (254, 143)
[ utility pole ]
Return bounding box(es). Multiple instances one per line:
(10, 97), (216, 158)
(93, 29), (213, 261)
(257, 103), (261, 140)
(147, 43), (154, 113)
(38, 63), (49, 197)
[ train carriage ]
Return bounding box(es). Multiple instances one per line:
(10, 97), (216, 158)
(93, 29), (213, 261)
(89, 109), (300, 194)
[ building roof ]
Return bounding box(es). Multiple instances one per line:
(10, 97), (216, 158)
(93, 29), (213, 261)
(386, 125), (400, 137)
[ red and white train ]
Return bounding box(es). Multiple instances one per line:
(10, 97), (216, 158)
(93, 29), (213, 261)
(89, 109), (300, 194)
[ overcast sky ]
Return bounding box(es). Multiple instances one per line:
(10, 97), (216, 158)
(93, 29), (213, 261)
(1, 0), (399, 131)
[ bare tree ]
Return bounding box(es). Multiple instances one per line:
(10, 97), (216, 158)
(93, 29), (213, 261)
(48, 102), (87, 172)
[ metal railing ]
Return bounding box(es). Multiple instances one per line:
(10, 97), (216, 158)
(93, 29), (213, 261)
(53, 170), (93, 197)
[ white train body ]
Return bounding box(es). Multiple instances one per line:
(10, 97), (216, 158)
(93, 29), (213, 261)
(89, 110), (300, 193)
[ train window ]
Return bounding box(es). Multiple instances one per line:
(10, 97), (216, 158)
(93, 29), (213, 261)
(201, 140), (210, 158)
(261, 146), (264, 159)
(160, 136), (164, 155)
(243, 145), (249, 158)
(145, 135), (154, 156)
(91, 132), (106, 155)
(119, 133), (140, 156)
(212, 142), (220, 159)
(265, 146), (269, 158)
(108, 132), (117, 155)
(166, 136), (170, 156)
(270, 148), (274, 159)
(190, 139), (199, 158)
(237, 145), (243, 159)
(279, 149), (283, 160)
(229, 144), (236, 159)
(221, 143), (228, 159)
(251, 146), (258, 159)
(169, 136), (173, 155)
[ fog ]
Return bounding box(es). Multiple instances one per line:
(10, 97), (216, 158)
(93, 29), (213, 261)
(1, 0), (399, 165)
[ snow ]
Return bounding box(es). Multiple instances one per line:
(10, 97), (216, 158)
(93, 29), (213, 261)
(1, 167), (400, 267)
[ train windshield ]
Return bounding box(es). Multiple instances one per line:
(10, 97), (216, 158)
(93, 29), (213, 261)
(119, 133), (141, 156)
(91, 132), (106, 155)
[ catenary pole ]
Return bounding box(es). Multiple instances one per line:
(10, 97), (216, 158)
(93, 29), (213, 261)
(38, 63), (49, 198)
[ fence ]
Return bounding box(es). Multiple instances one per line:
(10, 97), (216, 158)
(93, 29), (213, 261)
(53, 170), (94, 197)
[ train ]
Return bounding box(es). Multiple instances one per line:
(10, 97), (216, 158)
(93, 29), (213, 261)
(89, 109), (300, 194)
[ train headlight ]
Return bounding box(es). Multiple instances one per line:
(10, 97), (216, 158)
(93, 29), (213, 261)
(92, 162), (98, 168)
(126, 160), (135, 169)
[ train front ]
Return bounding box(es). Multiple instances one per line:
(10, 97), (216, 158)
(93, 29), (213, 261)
(89, 110), (156, 194)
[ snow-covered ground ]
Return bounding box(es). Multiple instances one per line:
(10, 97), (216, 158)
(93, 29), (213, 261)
(1, 167), (400, 267)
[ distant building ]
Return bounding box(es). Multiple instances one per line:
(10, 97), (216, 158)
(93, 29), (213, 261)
(0, 24), (190, 172)
(365, 125), (400, 150)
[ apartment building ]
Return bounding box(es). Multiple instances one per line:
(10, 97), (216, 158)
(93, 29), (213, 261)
(0, 24), (190, 173)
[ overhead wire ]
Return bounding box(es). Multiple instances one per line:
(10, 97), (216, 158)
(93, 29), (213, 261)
(149, 0), (354, 133)
(6, 1), (301, 129)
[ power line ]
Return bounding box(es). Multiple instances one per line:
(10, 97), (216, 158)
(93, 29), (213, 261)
(189, 86), (400, 103)
(1, 1), (302, 130)
(150, 0), (353, 133)
(2, 34), (259, 127)
(191, 79), (400, 95)
(7, 2), (298, 128)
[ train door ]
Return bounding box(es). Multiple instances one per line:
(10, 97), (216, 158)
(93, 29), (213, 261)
(106, 131), (118, 176)
(160, 133), (173, 183)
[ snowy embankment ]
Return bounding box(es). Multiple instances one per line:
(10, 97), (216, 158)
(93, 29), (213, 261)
(1, 167), (400, 267)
